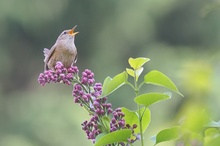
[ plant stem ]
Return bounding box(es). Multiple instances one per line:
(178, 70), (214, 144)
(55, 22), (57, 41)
(138, 104), (144, 146)
(134, 70), (144, 146)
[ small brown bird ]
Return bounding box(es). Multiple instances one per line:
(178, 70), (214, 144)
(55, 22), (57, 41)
(43, 25), (78, 70)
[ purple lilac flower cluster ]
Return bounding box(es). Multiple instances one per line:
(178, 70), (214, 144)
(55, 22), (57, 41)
(38, 62), (79, 86)
(72, 69), (113, 142)
(110, 108), (126, 132)
(71, 69), (136, 144)
(110, 108), (139, 145)
(74, 73), (137, 145)
(38, 62), (138, 145)
(81, 69), (95, 86)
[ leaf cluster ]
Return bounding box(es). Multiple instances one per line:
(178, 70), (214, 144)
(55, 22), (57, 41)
(95, 57), (183, 146)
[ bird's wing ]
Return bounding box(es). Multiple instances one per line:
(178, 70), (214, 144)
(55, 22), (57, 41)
(43, 48), (50, 62)
(73, 53), (78, 63)
(44, 45), (56, 70)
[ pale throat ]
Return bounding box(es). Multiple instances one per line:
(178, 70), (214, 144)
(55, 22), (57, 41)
(59, 38), (76, 53)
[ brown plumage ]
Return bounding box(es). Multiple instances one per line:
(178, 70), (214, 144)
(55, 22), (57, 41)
(44, 25), (78, 70)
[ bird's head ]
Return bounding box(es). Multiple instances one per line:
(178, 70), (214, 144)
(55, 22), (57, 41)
(57, 25), (79, 41)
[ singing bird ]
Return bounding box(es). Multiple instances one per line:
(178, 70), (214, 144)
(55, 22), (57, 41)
(43, 25), (78, 70)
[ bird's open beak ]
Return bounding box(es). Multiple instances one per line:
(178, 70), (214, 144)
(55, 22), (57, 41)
(69, 25), (79, 36)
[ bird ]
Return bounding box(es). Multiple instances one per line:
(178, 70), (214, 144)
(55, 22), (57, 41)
(43, 25), (78, 70)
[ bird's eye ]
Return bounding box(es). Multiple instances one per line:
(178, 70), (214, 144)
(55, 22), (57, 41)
(63, 31), (67, 35)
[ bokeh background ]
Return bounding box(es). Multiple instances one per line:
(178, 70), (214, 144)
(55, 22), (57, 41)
(1, 0), (220, 146)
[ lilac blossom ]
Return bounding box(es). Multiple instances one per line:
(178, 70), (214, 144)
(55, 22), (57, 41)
(38, 61), (78, 86)
(38, 62), (138, 145)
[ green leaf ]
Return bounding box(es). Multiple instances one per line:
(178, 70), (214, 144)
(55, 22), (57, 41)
(121, 107), (139, 133)
(144, 70), (183, 96)
(101, 116), (110, 132)
(182, 107), (210, 133)
(94, 129), (132, 146)
(140, 107), (151, 133)
(101, 72), (128, 97)
(205, 128), (219, 137)
(126, 68), (134, 77)
(102, 77), (112, 96)
(122, 107), (151, 134)
(126, 67), (144, 82)
(205, 135), (220, 146)
(206, 120), (220, 128)
(135, 67), (143, 81)
(128, 57), (150, 69)
(155, 126), (179, 145)
(136, 67), (143, 76)
(134, 92), (172, 107)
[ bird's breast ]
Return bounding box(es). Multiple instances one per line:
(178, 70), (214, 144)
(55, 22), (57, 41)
(57, 40), (77, 53)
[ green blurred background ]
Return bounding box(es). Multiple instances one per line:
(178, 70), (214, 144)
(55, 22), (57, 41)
(1, 0), (220, 145)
